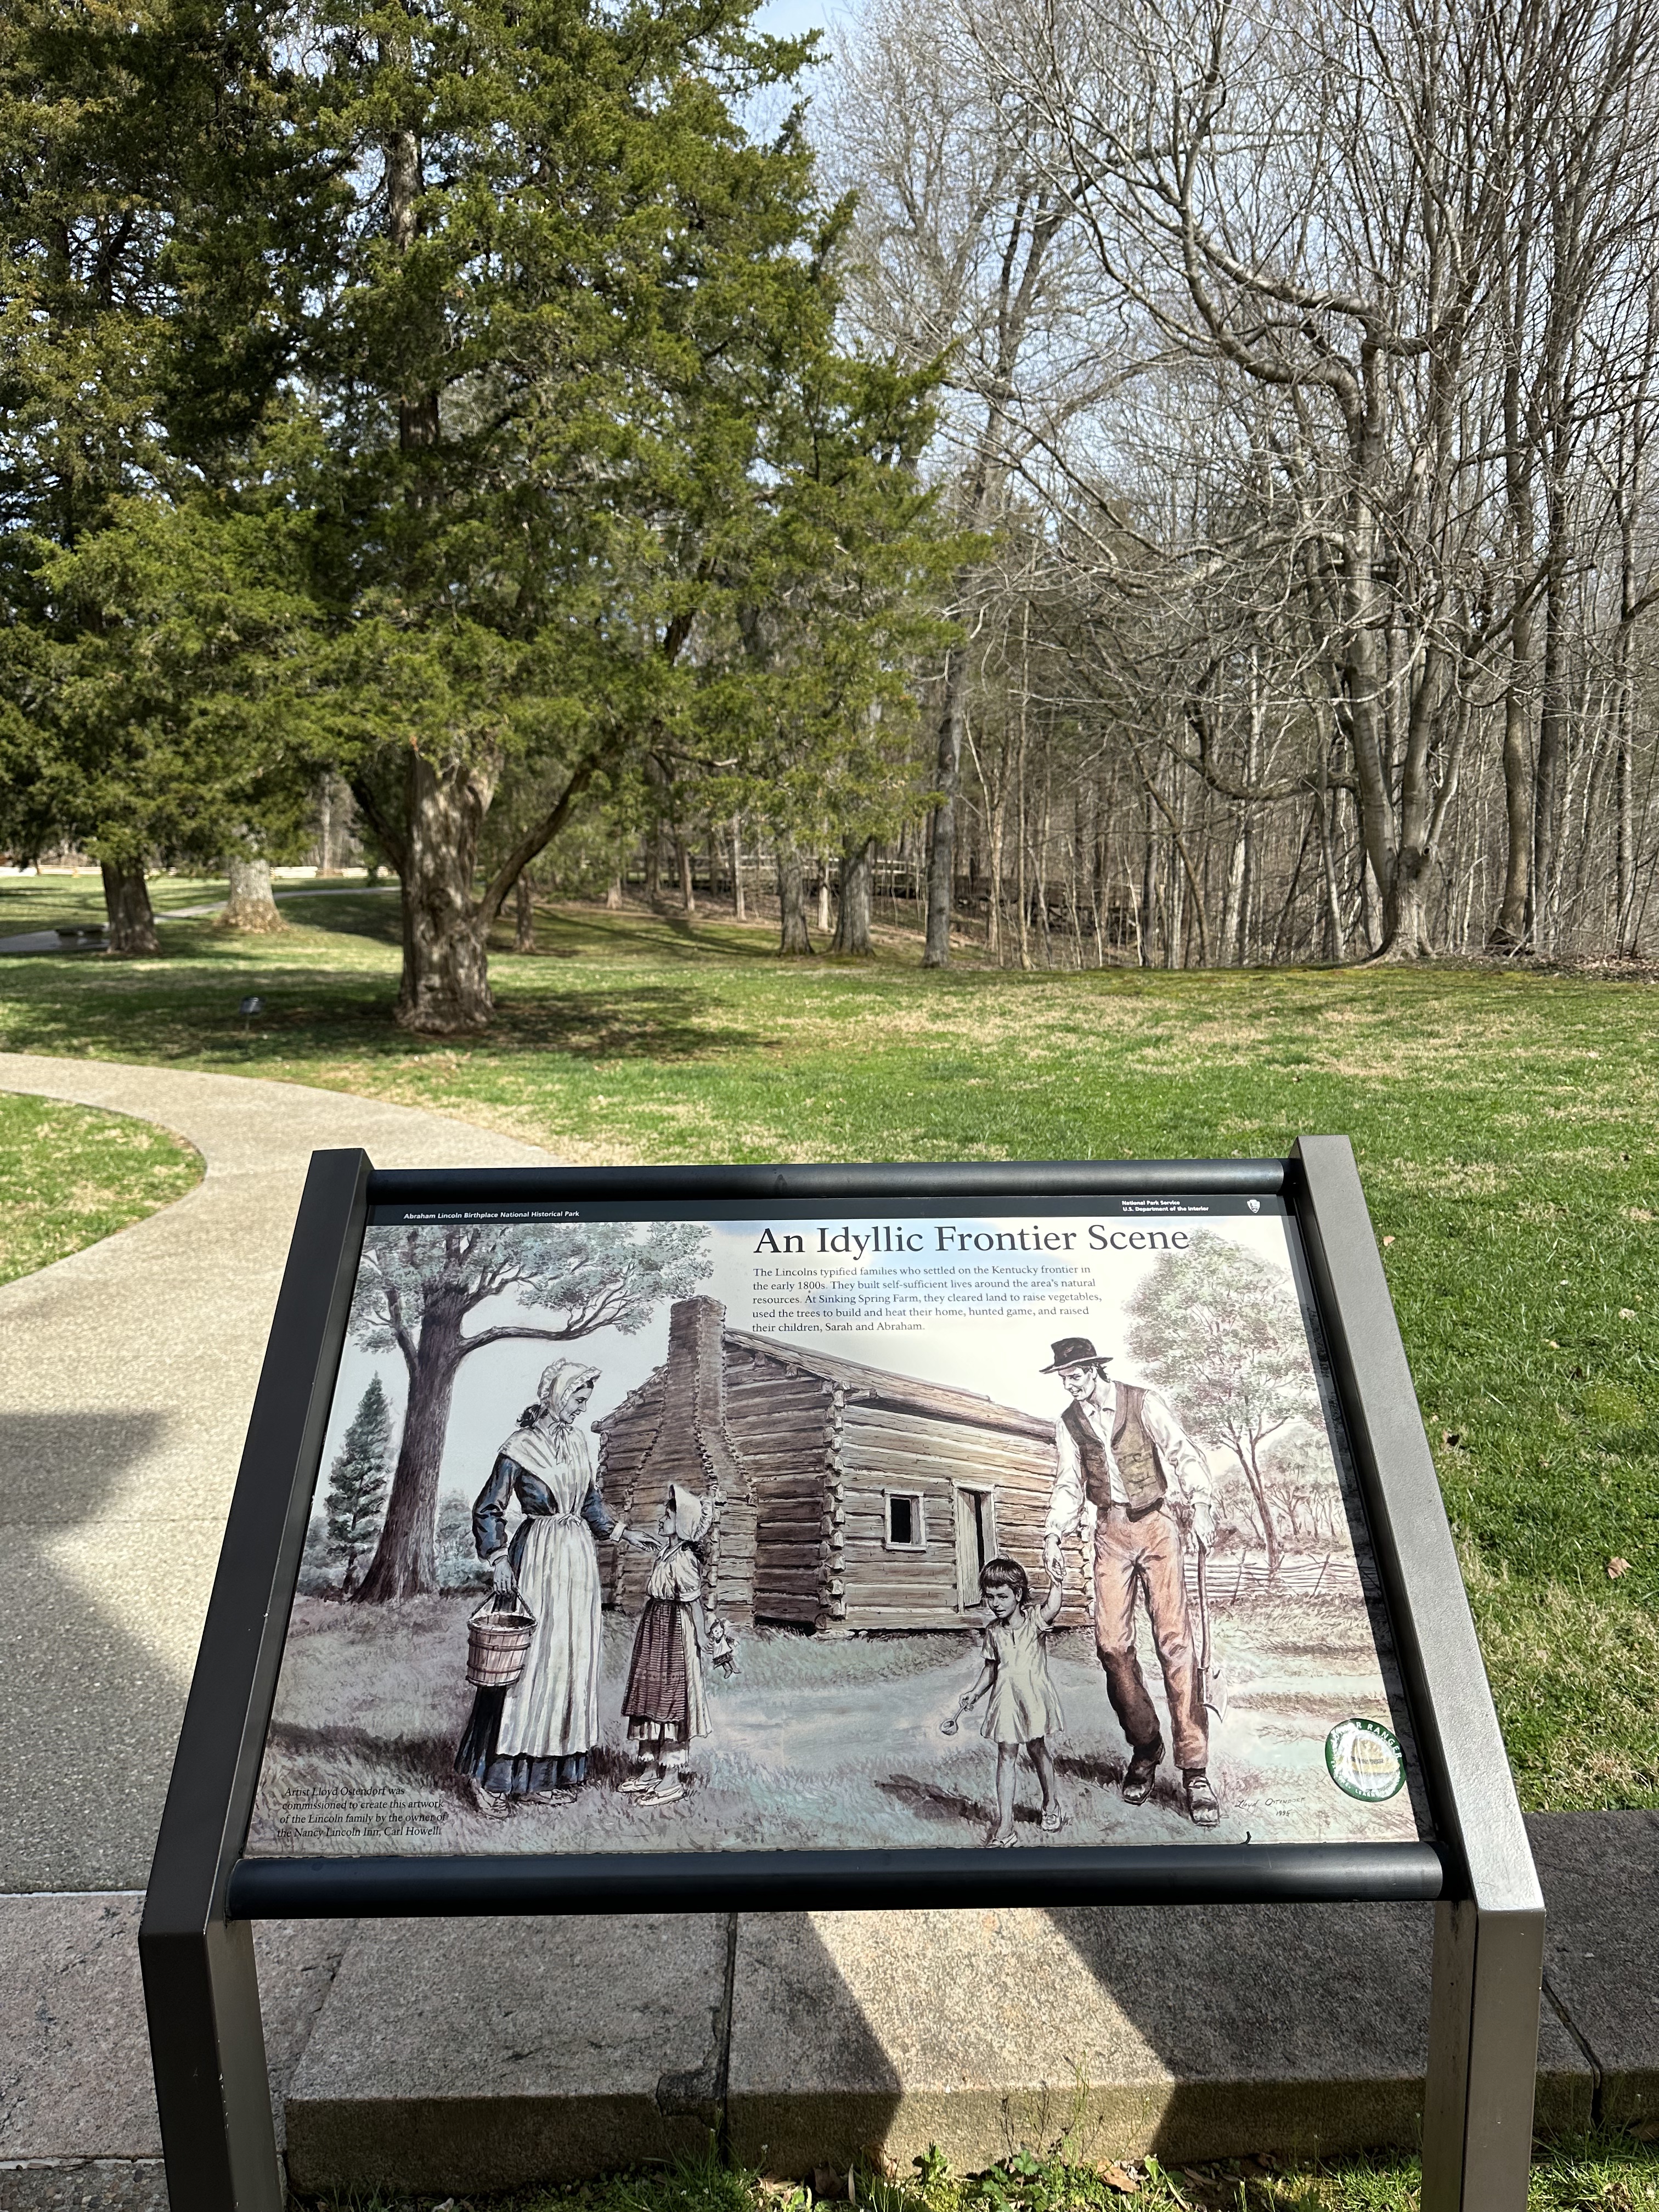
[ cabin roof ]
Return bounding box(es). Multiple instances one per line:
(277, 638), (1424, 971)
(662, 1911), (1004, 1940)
(722, 1327), (1053, 1442)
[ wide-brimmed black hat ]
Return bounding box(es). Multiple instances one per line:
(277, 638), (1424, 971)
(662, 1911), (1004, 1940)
(1041, 1335), (1112, 1373)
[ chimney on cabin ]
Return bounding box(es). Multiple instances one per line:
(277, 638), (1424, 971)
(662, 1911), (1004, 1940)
(631, 1297), (754, 1623)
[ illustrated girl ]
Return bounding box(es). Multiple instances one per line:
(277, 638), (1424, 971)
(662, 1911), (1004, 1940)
(455, 1358), (640, 1817)
(619, 1482), (734, 1807)
(941, 1554), (1066, 1846)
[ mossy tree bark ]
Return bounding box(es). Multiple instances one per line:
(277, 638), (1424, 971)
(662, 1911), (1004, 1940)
(776, 839), (814, 954)
(221, 856), (285, 932)
(832, 836), (874, 954)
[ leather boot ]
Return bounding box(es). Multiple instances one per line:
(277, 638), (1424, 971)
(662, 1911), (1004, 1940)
(1121, 1740), (1163, 1804)
(1183, 1770), (1220, 1827)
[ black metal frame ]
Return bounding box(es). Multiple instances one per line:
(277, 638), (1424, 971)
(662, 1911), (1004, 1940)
(139, 1139), (1543, 2212)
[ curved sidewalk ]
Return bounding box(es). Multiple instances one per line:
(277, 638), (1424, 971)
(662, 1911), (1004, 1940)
(0, 1054), (553, 1892)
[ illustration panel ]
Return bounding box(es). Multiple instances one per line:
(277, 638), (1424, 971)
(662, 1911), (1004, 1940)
(247, 1192), (1431, 1858)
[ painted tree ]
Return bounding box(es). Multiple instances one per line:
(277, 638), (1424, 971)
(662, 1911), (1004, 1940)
(1124, 1231), (1321, 1579)
(323, 1375), (393, 1593)
(351, 1219), (710, 1602)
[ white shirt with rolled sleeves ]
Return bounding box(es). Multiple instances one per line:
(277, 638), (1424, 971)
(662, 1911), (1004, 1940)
(1042, 1378), (1216, 1560)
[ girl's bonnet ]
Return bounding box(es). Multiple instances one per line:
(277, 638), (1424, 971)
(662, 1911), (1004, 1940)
(664, 1482), (714, 1545)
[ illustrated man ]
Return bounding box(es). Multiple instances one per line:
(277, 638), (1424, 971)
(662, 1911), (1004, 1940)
(1039, 1336), (1221, 1827)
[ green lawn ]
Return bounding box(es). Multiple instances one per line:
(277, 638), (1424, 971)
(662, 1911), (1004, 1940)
(282, 2128), (1659, 2212)
(0, 1089), (202, 1287)
(0, 877), (1654, 1810)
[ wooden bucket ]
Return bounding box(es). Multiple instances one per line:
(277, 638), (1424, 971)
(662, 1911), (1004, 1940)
(466, 1599), (537, 1689)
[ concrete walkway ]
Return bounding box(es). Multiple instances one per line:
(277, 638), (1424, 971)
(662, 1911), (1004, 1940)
(0, 1054), (552, 1893)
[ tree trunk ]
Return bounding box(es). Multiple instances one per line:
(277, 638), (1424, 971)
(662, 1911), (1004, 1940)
(355, 1301), (466, 1602)
(832, 837), (874, 955)
(923, 648), (966, 968)
(1140, 788), (1158, 967)
(816, 870), (831, 935)
(1493, 601), (1534, 948)
(514, 873), (535, 953)
(1237, 1437), (1283, 1581)
(776, 840), (814, 955)
(1220, 819), (1246, 965)
(221, 855), (285, 933)
(606, 874), (623, 912)
(730, 820), (746, 921)
(1532, 556), (1568, 958)
(676, 836), (695, 915)
(396, 751), (495, 1033)
(101, 859), (160, 956)
(1318, 763), (1346, 963)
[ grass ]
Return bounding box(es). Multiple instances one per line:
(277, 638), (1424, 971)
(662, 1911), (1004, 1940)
(0, 876), (1655, 1809)
(0, 1088), (202, 1287)
(283, 2127), (1659, 2212)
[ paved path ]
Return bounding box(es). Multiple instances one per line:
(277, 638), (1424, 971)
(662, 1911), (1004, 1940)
(0, 1055), (552, 1891)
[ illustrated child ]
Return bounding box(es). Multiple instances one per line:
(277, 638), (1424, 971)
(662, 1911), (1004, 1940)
(619, 1483), (733, 1807)
(941, 1554), (1065, 1846)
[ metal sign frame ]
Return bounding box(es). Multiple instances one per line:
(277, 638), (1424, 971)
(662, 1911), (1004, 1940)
(138, 1137), (1544, 2212)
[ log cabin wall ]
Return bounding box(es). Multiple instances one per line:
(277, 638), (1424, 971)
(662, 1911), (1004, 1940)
(594, 1368), (663, 1609)
(597, 1302), (1090, 1636)
(836, 1398), (1083, 1632)
(723, 1348), (836, 1627)
(597, 1295), (756, 1625)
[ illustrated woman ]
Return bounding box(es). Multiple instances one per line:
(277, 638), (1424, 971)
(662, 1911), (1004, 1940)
(619, 1483), (733, 1807)
(455, 1358), (635, 1818)
(941, 1554), (1065, 1846)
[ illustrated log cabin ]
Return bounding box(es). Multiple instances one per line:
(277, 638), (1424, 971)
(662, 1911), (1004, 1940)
(596, 1296), (1086, 1633)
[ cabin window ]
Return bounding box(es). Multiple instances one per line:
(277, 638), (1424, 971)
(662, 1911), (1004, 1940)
(883, 1490), (926, 1549)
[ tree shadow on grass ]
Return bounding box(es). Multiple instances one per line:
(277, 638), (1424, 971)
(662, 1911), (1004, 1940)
(486, 984), (766, 1060)
(0, 972), (765, 1066)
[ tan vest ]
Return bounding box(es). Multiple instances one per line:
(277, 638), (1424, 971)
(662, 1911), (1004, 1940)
(1063, 1385), (1165, 1516)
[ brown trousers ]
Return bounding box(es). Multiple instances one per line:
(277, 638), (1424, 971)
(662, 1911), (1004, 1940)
(1092, 1502), (1209, 1773)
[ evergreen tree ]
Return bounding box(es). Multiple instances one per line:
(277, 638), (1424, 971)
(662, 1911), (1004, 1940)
(290, 0), (936, 1030)
(0, 0), (323, 943)
(324, 1375), (393, 1594)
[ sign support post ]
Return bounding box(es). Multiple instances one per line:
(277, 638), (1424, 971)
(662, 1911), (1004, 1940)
(139, 1142), (1543, 2212)
(1293, 1137), (1544, 2211)
(140, 1148), (370, 2212)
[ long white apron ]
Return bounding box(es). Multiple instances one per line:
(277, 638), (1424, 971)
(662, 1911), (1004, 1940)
(495, 1422), (603, 1761)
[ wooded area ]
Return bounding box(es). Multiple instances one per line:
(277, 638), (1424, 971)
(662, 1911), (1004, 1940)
(5, 0), (1659, 1023)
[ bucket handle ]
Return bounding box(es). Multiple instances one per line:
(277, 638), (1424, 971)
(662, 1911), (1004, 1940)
(470, 1593), (537, 1629)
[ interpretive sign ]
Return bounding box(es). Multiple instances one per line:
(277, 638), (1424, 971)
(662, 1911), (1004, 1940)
(139, 1145), (1545, 2212)
(247, 1190), (1427, 1860)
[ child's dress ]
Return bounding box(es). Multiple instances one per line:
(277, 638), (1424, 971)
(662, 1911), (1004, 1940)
(621, 1541), (709, 1766)
(981, 1603), (1065, 1745)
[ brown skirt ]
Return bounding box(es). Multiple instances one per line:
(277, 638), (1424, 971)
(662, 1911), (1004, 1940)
(622, 1597), (690, 1729)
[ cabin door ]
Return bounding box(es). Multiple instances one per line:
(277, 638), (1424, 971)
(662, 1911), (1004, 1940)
(952, 1483), (998, 1610)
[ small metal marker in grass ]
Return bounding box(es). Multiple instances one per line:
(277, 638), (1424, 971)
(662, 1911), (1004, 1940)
(140, 1140), (1544, 2212)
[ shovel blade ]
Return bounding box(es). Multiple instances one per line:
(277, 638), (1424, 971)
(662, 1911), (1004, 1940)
(1203, 1662), (1228, 1723)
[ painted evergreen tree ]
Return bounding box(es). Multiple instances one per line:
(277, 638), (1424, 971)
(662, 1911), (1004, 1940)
(324, 1376), (393, 1594)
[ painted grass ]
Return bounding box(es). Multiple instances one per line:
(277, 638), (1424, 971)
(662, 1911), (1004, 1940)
(0, 882), (1654, 1809)
(0, 1089), (202, 1287)
(284, 2123), (1659, 2211)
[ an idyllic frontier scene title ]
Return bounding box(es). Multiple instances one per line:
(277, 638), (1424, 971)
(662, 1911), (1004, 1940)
(250, 1195), (1426, 1858)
